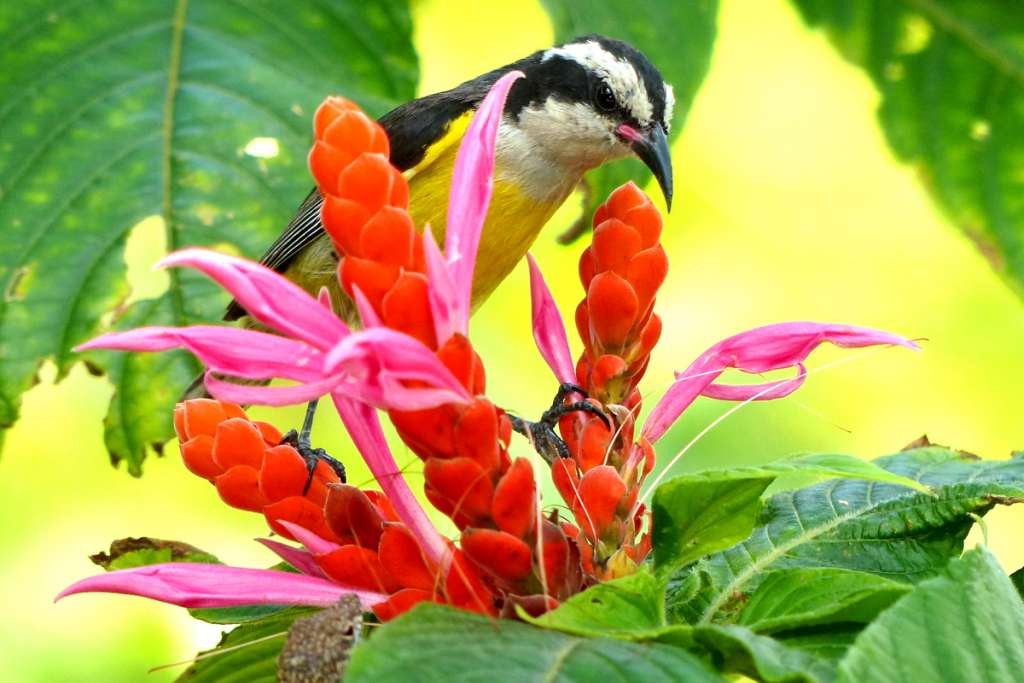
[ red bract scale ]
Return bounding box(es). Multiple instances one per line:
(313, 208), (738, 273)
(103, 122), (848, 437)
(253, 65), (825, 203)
(309, 95), (581, 612)
(556, 182), (666, 580)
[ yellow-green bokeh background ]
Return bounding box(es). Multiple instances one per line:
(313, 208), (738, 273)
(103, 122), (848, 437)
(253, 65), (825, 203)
(4, 1), (1023, 680)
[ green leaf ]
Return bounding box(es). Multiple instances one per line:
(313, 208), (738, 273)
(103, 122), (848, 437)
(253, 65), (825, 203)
(690, 625), (835, 683)
(346, 603), (725, 682)
(0, 1), (418, 472)
(1011, 565), (1024, 598)
(90, 536), (219, 570)
(189, 603), (313, 627)
(776, 628), (860, 668)
(652, 453), (929, 570)
(738, 568), (910, 634)
(666, 447), (1024, 625)
(790, 0), (1024, 299)
(522, 569), (676, 639)
(177, 607), (312, 683)
(540, 0), (718, 240)
(836, 547), (1024, 682)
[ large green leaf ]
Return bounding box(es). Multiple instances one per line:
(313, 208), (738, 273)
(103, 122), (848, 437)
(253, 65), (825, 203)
(0, 1), (417, 472)
(522, 570), (836, 682)
(346, 603), (725, 682)
(791, 0), (1024, 299)
(652, 453), (928, 571)
(520, 569), (839, 679)
(540, 0), (718, 240)
(666, 447), (1024, 625)
(836, 547), (1024, 682)
(737, 567), (909, 634)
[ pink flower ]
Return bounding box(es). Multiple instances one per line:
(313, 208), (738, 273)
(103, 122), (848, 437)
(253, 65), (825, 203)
(57, 563), (386, 610)
(526, 259), (918, 443)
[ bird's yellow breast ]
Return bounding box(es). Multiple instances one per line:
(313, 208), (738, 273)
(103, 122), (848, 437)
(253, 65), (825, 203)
(404, 111), (573, 307)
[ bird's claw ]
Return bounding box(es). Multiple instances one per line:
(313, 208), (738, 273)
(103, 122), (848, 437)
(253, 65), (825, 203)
(511, 383), (611, 464)
(281, 428), (347, 493)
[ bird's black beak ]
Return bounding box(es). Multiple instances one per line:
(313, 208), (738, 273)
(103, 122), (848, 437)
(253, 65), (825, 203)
(617, 123), (674, 210)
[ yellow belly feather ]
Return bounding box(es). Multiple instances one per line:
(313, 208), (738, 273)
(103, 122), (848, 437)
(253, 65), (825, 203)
(405, 110), (568, 306)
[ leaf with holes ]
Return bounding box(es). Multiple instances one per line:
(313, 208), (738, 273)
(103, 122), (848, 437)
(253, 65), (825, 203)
(89, 535), (219, 571)
(791, 0), (1024, 299)
(0, 1), (417, 473)
(540, 0), (718, 241)
(345, 603), (725, 682)
(836, 547), (1024, 682)
(665, 447), (1024, 625)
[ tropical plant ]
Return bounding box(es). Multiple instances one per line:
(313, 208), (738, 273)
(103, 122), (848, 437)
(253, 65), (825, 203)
(3, 1), (1023, 680)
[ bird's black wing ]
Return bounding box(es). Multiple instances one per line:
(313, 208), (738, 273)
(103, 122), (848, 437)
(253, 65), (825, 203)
(223, 66), (515, 321)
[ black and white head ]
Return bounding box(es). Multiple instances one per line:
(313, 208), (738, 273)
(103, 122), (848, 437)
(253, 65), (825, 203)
(504, 34), (675, 207)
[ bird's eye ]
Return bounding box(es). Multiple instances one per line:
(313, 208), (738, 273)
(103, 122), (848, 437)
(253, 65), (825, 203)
(594, 83), (617, 112)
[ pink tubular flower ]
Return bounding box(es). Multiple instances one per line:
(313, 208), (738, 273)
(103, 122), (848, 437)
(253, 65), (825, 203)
(641, 322), (919, 443)
(57, 563), (386, 610)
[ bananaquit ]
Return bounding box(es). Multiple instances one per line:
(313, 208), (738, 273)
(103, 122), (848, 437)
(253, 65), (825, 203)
(200, 34), (675, 475)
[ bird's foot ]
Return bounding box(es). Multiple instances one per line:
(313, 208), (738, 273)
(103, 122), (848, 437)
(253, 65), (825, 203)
(281, 429), (347, 493)
(510, 383), (611, 464)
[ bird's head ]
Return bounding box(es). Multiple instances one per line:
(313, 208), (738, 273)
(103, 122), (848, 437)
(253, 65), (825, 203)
(504, 34), (674, 208)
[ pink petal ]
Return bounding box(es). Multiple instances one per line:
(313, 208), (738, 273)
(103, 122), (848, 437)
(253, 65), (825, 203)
(318, 286), (333, 311)
(204, 371), (343, 407)
(56, 562), (385, 610)
(160, 249), (349, 350)
(278, 521), (343, 556)
(351, 285), (383, 328)
(77, 326), (324, 383)
(331, 394), (450, 569)
(424, 226), (459, 344)
(642, 322), (918, 443)
(700, 364), (807, 401)
(256, 538), (327, 578)
(325, 328), (470, 410)
(704, 322), (918, 374)
(444, 70), (524, 332)
(527, 254), (576, 385)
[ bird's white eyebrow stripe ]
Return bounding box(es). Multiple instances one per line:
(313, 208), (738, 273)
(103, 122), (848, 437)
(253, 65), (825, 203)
(663, 83), (675, 131)
(542, 40), (654, 125)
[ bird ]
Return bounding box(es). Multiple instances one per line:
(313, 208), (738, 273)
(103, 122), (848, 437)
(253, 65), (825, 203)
(190, 34), (675, 475)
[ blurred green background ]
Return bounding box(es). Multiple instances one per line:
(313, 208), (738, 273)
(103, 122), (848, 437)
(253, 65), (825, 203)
(3, 0), (1023, 680)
